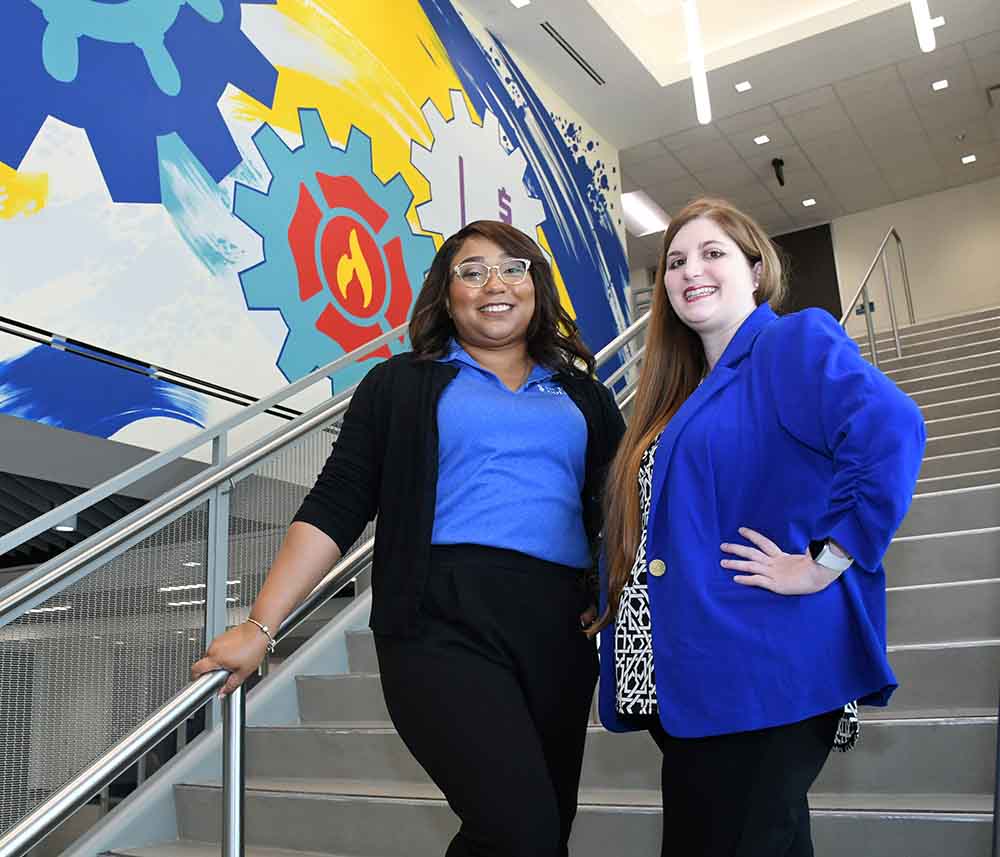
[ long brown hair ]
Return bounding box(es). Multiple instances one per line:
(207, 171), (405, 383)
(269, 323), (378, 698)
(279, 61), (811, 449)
(408, 220), (596, 376)
(590, 197), (787, 634)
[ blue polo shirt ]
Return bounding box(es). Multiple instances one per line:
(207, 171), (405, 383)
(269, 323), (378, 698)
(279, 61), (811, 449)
(432, 340), (591, 568)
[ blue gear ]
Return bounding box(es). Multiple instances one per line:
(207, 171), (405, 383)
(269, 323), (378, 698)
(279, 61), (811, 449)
(0, 0), (277, 203)
(234, 108), (437, 393)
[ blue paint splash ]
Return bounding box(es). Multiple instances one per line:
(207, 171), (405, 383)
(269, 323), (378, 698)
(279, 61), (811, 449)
(419, 1), (630, 373)
(0, 344), (206, 438)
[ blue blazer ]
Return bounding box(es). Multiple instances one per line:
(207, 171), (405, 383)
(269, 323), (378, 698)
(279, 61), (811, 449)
(599, 304), (926, 738)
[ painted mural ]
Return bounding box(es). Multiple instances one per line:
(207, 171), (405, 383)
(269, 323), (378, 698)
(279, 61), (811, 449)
(0, 0), (629, 453)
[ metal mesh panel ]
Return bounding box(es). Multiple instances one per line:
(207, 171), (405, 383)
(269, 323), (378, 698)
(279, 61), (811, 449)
(227, 417), (376, 625)
(0, 503), (209, 835)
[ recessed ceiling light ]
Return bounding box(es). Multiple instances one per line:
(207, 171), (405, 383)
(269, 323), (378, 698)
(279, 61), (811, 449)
(510, 0), (530, 7)
(735, 80), (752, 93)
(27, 605), (72, 614)
(961, 154), (977, 165)
(802, 198), (817, 207)
(753, 134), (770, 145)
(931, 79), (949, 91)
(930, 15), (945, 27)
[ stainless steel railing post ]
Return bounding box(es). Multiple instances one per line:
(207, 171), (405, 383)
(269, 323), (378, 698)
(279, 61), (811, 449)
(861, 285), (879, 368)
(879, 252), (903, 359)
(895, 234), (916, 325)
(222, 685), (246, 857)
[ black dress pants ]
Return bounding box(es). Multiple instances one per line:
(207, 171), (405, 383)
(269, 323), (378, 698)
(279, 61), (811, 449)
(375, 544), (599, 857)
(648, 709), (841, 857)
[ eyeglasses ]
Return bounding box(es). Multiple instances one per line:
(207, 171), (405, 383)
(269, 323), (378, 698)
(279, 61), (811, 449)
(452, 258), (531, 287)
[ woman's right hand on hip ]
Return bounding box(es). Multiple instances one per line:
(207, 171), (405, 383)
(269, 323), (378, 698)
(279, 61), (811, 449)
(191, 623), (270, 697)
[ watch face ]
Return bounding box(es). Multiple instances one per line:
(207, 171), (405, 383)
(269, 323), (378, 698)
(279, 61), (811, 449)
(808, 540), (826, 561)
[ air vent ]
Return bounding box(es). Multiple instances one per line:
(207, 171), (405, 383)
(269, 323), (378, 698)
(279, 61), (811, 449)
(540, 22), (605, 86)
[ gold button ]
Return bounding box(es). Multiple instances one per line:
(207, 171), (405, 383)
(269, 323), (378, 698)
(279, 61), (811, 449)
(648, 559), (666, 577)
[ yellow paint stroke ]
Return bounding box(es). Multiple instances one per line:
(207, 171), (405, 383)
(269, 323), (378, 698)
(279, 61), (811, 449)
(536, 225), (577, 321)
(0, 163), (49, 220)
(229, 0), (472, 242)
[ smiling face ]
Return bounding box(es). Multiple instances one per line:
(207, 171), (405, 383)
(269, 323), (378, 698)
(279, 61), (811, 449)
(663, 216), (760, 337)
(447, 235), (536, 351)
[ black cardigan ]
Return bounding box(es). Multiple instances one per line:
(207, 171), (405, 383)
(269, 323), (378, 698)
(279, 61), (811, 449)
(293, 351), (626, 637)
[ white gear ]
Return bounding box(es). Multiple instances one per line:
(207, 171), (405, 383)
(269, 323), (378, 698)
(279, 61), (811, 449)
(411, 90), (546, 242)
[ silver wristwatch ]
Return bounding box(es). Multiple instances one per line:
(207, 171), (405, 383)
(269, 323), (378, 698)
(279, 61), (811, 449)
(809, 539), (853, 573)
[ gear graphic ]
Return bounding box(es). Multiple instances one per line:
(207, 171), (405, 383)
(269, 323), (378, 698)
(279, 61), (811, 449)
(411, 90), (546, 241)
(235, 108), (437, 393)
(0, 0), (276, 203)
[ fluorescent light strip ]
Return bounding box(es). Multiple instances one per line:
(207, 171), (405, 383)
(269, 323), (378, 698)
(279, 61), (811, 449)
(622, 191), (670, 236)
(510, 0), (530, 7)
(167, 599), (207, 607)
(909, 0), (936, 53)
(159, 583), (207, 593)
(681, 0), (711, 125)
(27, 605), (72, 614)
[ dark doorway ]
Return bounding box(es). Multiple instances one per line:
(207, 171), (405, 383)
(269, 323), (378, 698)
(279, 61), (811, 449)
(772, 224), (843, 319)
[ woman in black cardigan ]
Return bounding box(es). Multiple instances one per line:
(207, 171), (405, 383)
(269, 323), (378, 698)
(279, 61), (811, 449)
(194, 220), (625, 857)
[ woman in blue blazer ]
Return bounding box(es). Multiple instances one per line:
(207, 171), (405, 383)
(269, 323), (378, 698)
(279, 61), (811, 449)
(593, 198), (925, 856)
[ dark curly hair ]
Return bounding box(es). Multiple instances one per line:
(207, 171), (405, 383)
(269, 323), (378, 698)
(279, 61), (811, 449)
(408, 220), (596, 376)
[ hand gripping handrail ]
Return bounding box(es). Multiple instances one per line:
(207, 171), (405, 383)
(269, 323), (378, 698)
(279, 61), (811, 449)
(0, 309), (651, 857)
(837, 227), (915, 368)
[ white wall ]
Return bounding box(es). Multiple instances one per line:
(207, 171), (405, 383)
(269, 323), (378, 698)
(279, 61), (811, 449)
(832, 176), (1000, 337)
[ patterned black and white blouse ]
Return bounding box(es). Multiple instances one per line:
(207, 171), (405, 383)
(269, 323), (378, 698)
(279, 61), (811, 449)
(613, 432), (860, 751)
(614, 434), (661, 716)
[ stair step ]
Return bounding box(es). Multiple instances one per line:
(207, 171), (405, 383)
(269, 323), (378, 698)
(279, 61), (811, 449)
(232, 713), (996, 799)
(900, 365), (1000, 396)
(174, 781), (992, 857)
(875, 336), (1000, 372)
(919, 447), (1000, 480)
(107, 844), (339, 857)
(298, 674), (389, 725)
(924, 426), (1000, 457)
(910, 376), (1000, 407)
(887, 643), (1000, 712)
(886, 578), (1000, 645)
(925, 409), (1000, 438)
(885, 350), (1000, 385)
(855, 308), (1000, 344)
(896, 484), (1000, 535)
(345, 630), (378, 675)
(920, 392), (1000, 421)
(885, 527), (1000, 585)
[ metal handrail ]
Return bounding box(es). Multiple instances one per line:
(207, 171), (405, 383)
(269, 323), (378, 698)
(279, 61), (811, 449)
(0, 320), (410, 559)
(837, 227), (916, 368)
(0, 536), (374, 857)
(0, 315), (304, 421)
(0, 311), (651, 857)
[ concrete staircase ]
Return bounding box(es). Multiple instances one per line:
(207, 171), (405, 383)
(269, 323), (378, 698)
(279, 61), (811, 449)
(106, 307), (999, 857)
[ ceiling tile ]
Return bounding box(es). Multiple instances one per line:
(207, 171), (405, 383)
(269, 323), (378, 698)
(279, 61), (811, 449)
(925, 118), (994, 160)
(644, 174), (706, 214)
(724, 121), (796, 159)
(798, 127), (870, 167)
(661, 124), (722, 152)
(692, 161), (759, 193)
(874, 143), (940, 173)
(715, 105), (780, 136)
(672, 138), (741, 172)
(903, 61), (979, 105)
(835, 65), (903, 98)
(838, 80), (911, 125)
(723, 180), (778, 210)
(773, 86), (838, 118)
(624, 152), (690, 186)
(855, 109), (927, 154)
(620, 139), (670, 166)
(896, 44), (969, 81)
(782, 102), (853, 143)
(972, 52), (1000, 90)
(883, 171), (947, 200)
(621, 171), (640, 193)
(742, 200), (791, 230)
(916, 92), (991, 132)
(965, 31), (1000, 60)
(829, 178), (896, 214)
(814, 155), (882, 184)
